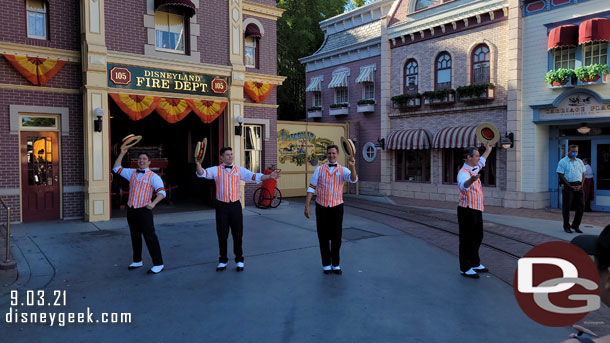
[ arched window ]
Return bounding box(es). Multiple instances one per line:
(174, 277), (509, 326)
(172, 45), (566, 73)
(472, 44), (490, 84)
(415, 0), (441, 11)
(435, 52), (451, 90)
(244, 24), (262, 68)
(404, 59), (418, 93)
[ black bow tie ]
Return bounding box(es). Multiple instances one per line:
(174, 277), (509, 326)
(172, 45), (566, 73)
(328, 164), (337, 167)
(137, 169), (146, 173)
(224, 165), (233, 169)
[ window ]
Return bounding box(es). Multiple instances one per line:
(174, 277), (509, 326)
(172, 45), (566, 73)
(553, 46), (576, 70)
(582, 42), (608, 66)
(244, 125), (263, 173)
(472, 44), (491, 84)
(404, 59), (418, 93)
(245, 36), (257, 68)
(442, 148), (496, 186)
(313, 92), (322, 107)
(362, 82), (374, 100)
(155, 8), (185, 53)
(395, 150), (431, 182)
(335, 87), (348, 104)
(27, 0), (47, 39)
(415, 0), (441, 11)
(435, 52), (452, 90)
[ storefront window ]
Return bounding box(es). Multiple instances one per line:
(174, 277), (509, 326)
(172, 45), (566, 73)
(244, 125), (263, 173)
(27, 0), (47, 39)
(395, 150), (430, 182)
(155, 9), (185, 53)
(443, 148), (496, 186)
(553, 46), (576, 70)
(582, 42), (608, 66)
(335, 87), (348, 104)
(245, 36), (257, 68)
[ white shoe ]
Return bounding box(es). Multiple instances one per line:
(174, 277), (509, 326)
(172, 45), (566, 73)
(128, 261), (143, 270)
(460, 268), (479, 279)
(148, 265), (164, 274)
(236, 262), (244, 272)
(216, 262), (228, 271)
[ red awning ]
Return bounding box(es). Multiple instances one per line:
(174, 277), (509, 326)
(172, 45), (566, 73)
(245, 24), (262, 38)
(432, 126), (492, 148)
(154, 0), (196, 17)
(548, 25), (578, 50)
(579, 18), (610, 44)
(387, 129), (432, 150)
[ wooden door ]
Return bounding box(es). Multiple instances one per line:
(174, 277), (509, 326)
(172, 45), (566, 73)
(20, 131), (60, 221)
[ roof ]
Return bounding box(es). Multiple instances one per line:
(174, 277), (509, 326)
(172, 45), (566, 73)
(311, 21), (381, 57)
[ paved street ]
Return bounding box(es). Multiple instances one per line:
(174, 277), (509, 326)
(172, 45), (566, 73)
(0, 200), (579, 342)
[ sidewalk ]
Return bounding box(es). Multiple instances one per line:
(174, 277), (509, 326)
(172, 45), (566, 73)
(0, 201), (568, 342)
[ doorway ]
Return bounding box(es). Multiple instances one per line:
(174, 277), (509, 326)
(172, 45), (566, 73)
(592, 139), (610, 212)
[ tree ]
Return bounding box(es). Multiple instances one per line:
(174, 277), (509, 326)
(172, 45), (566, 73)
(345, 0), (378, 11)
(276, 0), (347, 121)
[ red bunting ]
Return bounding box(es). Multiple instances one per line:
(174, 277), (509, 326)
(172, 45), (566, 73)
(109, 93), (161, 121)
(3, 54), (66, 85)
(186, 99), (227, 124)
(156, 98), (192, 123)
(244, 81), (274, 103)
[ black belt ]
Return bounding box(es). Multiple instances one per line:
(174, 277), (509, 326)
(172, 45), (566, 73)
(567, 181), (582, 185)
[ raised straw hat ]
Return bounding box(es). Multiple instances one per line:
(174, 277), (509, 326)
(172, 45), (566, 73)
(194, 138), (207, 164)
(120, 134), (142, 149)
(476, 123), (500, 146)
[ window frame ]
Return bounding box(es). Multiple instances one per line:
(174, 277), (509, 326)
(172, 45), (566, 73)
(394, 149), (431, 183)
(26, 0), (48, 40)
(404, 59), (418, 94)
(552, 46), (576, 70)
(362, 82), (375, 100)
(245, 36), (259, 69)
(582, 41), (608, 66)
(154, 8), (188, 54)
(334, 87), (348, 104)
(435, 52), (452, 90)
(471, 44), (491, 84)
(243, 124), (263, 174)
(312, 92), (322, 107)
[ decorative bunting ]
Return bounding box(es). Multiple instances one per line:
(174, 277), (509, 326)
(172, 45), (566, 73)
(244, 81), (274, 103)
(156, 98), (192, 123)
(3, 54), (66, 85)
(186, 99), (227, 124)
(109, 93), (161, 121)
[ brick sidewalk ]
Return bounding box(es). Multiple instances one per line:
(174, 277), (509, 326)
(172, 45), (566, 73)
(389, 196), (610, 228)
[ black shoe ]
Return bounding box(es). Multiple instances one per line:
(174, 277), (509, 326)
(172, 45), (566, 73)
(128, 262), (143, 270)
(216, 263), (227, 272)
(460, 272), (480, 279)
(473, 267), (488, 273)
(236, 262), (244, 272)
(323, 270), (331, 275)
(564, 227), (573, 233)
(573, 227), (583, 233)
(332, 269), (342, 275)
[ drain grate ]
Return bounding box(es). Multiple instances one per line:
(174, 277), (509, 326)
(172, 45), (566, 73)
(342, 227), (382, 240)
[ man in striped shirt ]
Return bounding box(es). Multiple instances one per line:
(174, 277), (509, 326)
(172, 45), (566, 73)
(196, 147), (280, 272)
(457, 144), (493, 279)
(304, 145), (358, 275)
(113, 148), (166, 274)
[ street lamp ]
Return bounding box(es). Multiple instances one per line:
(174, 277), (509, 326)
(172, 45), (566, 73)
(501, 132), (514, 149)
(235, 115), (243, 136)
(93, 107), (104, 132)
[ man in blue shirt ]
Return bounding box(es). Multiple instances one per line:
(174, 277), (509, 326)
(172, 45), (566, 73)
(556, 145), (586, 234)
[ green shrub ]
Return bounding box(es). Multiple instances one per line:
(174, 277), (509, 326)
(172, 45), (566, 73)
(575, 64), (609, 81)
(544, 69), (575, 84)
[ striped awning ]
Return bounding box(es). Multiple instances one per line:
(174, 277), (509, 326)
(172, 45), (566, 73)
(305, 77), (322, 92)
(433, 126), (486, 148)
(387, 129), (432, 150)
(328, 71), (349, 88)
(355, 66), (375, 83)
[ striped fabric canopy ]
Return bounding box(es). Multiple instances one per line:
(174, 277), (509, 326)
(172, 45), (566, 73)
(433, 126), (490, 148)
(355, 66), (375, 83)
(387, 129), (431, 150)
(328, 71), (349, 88)
(305, 77), (322, 92)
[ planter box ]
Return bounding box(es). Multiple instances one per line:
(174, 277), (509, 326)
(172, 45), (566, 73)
(577, 74), (608, 86)
(307, 110), (322, 118)
(329, 107), (349, 116)
(392, 97), (421, 111)
(357, 103), (375, 113)
(424, 93), (455, 105)
(547, 79), (574, 89)
(459, 88), (495, 102)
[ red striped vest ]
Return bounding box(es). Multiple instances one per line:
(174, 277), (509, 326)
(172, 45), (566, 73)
(216, 165), (241, 203)
(128, 171), (155, 208)
(458, 166), (484, 212)
(316, 164), (345, 208)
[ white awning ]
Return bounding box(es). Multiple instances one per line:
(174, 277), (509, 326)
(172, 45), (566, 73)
(355, 66), (375, 83)
(305, 77), (322, 92)
(328, 71), (349, 88)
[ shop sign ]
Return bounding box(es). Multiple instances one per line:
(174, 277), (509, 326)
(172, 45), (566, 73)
(108, 64), (229, 97)
(539, 92), (610, 121)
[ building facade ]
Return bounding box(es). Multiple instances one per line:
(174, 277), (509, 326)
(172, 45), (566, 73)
(300, 0), (395, 194)
(0, 0), (284, 223)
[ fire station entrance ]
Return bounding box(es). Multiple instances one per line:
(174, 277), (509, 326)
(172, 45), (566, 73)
(109, 98), (224, 217)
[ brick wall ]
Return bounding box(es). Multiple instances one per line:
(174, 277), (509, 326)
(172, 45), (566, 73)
(304, 56), (382, 185)
(244, 15), (277, 76)
(105, 0), (147, 54)
(0, 58), (82, 89)
(198, 3), (230, 66)
(0, 0), (80, 51)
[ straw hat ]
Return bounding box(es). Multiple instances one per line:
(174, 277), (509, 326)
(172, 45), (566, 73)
(120, 134), (142, 149)
(476, 123), (500, 146)
(340, 136), (356, 157)
(194, 138), (207, 164)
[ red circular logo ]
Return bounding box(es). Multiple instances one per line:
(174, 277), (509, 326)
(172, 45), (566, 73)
(513, 241), (600, 327)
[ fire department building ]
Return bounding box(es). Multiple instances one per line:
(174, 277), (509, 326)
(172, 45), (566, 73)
(0, 0), (284, 223)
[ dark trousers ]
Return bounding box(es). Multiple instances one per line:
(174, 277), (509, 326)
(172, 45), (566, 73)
(315, 203), (344, 267)
(215, 200), (244, 263)
(126, 207), (163, 266)
(457, 206), (483, 273)
(562, 186), (585, 230)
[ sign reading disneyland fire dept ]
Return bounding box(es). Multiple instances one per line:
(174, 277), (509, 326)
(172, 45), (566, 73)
(537, 92), (610, 122)
(107, 64), (229, 96)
